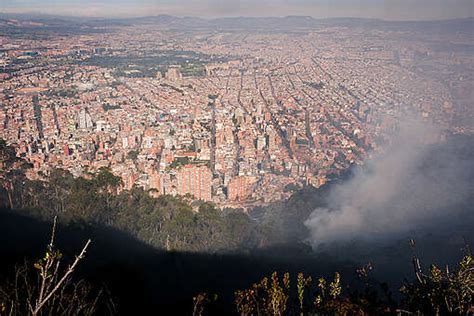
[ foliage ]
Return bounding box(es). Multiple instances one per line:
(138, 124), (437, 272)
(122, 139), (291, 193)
(102, 103), (121, 111)
(230, 250), (473, 316)
(400, 240), (474, 315)
(126, 150), (139, 161)
(192, 293), (218, 316)
(0, 140), (259, 253)
(1, 140), (473, 315)
(234, 272), (292, 316)
(167, 156), (191, 170)
(283, 183), (299, 193)
(0, 139), (32, 209)
(234, 271), (364, 316)
(0, 218), (114, 316)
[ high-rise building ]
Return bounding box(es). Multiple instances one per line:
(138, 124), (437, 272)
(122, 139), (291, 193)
(176, 164), (212, 201)
(256, 135), (266, 151)
(77, 108), (93, 130)
(267, 129), (278, 151)
(165, 67), (182, 81)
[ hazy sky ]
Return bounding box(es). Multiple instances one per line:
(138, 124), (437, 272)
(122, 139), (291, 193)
(1, 0), (473, 20)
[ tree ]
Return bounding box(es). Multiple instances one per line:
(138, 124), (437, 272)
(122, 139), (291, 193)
(0, 217), (115, 315)
(1, 149), (261, 253)
(126, 150), (139, 161)
(94, 167), (123, 210)
(0, 139), (30, 209)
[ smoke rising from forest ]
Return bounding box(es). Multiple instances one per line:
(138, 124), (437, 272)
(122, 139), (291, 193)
(305, 119), (473, 249)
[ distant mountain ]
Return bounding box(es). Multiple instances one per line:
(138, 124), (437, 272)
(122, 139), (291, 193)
(1, 13), (473, 33)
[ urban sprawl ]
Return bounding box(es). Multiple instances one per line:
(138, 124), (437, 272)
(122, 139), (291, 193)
(1, 18), (472, 208)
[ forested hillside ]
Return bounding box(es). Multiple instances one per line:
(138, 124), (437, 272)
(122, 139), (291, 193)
(1, 137), (473, 314)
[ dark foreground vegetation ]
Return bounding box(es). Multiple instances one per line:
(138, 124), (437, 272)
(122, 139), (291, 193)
(1, 138), (473, 315)
(1, 210), (472, 315)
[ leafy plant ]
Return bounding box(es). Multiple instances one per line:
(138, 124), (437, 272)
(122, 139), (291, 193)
(0, 217), (115, 316)
(400, 240), (473, 315)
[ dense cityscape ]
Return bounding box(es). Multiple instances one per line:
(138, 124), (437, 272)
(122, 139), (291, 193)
(1, 16), (473, 209)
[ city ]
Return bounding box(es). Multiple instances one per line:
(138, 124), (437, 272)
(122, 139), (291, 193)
(1, 16), (472, 209)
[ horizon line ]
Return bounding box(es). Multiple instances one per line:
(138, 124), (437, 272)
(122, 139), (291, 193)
(1, 11), (473, 23)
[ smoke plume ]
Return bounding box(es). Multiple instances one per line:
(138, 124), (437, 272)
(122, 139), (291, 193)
(305, 119), (473, 250)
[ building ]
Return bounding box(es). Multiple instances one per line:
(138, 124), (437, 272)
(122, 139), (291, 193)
(176, 164), (212, 201)
(165, 67), (182, 81)
(256, 135), (266, 151)
(148, 172), (163, 196)
(227, 176), (256, 201)
(77, 108), (93, 130)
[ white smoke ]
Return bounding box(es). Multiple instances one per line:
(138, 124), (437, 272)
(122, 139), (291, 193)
(305, 119), (472, 249)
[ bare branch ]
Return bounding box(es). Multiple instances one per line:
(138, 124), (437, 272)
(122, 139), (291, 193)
(32, 239), (91, 316)
(49, 216), (58, 249)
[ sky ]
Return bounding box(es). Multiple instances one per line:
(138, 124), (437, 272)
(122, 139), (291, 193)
(1, 0), (473, 20)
